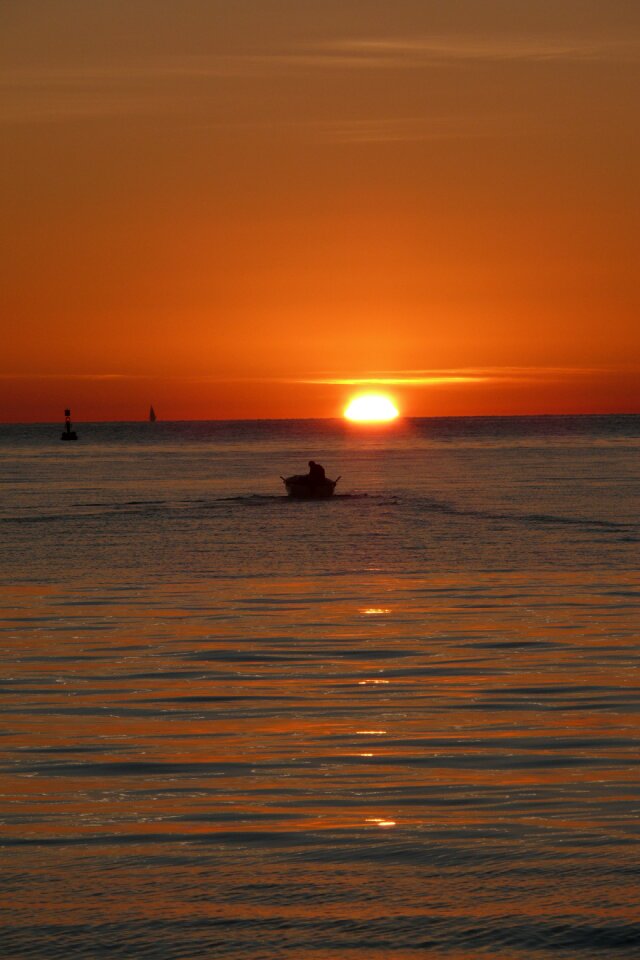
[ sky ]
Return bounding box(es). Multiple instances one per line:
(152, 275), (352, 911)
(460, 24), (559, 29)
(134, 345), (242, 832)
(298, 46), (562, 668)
(1, 0), (639, 421)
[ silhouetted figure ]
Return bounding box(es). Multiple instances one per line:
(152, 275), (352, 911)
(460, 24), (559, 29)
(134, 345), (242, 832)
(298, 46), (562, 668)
(60, 408), (77, 442)
(281, 461), (339, 498)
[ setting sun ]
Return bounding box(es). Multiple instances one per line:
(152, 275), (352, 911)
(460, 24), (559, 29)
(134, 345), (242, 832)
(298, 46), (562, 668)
(344, 394), (399, 422)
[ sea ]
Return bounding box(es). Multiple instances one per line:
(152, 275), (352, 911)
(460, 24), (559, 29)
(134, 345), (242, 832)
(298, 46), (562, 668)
(1, 414), (639, 959)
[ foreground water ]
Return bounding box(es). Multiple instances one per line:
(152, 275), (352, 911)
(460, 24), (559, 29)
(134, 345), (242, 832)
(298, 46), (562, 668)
(1, 416), (639, 958)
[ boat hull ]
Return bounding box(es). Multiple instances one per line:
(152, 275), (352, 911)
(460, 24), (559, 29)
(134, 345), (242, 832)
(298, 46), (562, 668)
(283, 475), (337, 499)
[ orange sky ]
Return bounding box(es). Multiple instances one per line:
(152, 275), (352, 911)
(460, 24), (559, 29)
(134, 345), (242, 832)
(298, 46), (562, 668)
(1, 0), (639, 421)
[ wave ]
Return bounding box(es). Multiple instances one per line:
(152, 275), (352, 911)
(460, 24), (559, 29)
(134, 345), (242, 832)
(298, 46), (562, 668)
(416, 496), (638, 534)
(1, 492), (636, 553)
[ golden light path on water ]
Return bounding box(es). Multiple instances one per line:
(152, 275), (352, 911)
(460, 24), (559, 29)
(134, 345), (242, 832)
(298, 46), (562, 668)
(1, 416), (639, 959)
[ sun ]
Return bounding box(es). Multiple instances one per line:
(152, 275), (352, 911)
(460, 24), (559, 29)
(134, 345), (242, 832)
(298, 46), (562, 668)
(344, 393), (399, 422)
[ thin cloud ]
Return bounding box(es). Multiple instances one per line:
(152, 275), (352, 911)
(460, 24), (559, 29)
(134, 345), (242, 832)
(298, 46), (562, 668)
(313, 115), (509, 144)
(2, 32), (636, 124)
(0, 58), (255, 124)
(297, 375), (490, 386)
(291, 366), (636, 386)
(3, 366), (637, 386)
(0, 372), (130, 380)
(326, 35), (638, 66)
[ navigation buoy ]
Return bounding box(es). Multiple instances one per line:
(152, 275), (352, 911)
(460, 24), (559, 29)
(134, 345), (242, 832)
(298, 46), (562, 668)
(60, 408), (78, 441)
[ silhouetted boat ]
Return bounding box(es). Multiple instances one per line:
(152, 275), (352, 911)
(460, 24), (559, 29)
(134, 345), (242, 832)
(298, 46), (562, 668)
(282, 474), (340, 499)
(149, 406), (157, 422)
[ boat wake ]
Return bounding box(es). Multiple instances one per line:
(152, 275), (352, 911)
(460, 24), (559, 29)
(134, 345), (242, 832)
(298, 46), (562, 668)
(417, 496), (638, 534)
(1, 493), (636, 542)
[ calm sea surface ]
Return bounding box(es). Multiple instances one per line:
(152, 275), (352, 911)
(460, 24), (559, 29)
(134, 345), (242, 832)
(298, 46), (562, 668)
(1, 415), (639, 959)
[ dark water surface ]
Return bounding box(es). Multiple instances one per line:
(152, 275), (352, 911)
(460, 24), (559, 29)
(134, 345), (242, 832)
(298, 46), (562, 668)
(1, 416), (639, 958)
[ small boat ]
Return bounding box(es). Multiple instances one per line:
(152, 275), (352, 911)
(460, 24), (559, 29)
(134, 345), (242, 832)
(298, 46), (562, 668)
(281, 474), (340, 499)
(149, 405), (157, 422)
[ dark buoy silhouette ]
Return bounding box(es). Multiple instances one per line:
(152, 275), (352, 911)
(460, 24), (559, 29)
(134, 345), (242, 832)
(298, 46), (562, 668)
(60, 408), (78, 441)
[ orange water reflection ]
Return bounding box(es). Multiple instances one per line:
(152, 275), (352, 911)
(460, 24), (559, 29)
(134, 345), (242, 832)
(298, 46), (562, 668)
(1, 571), (639, 954)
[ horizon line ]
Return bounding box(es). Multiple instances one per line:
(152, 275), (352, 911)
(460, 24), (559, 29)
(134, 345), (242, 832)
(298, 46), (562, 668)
(2, 410), (639, 427)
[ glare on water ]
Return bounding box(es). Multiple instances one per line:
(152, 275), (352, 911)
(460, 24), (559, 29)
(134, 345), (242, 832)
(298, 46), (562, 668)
(0, 416), (639, 958)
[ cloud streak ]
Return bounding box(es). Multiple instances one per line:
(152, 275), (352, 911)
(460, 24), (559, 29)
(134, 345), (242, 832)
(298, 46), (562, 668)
(324, 35), (638, 66)
(0, 372), (130, 380)
(291, 366), (640, 386)
(1, 31), (636, 124)
(5, 366), (634, 387)
(312, 115), (510, 143)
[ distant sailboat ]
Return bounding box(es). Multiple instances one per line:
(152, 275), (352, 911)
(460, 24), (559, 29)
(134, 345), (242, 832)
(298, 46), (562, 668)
(149, 405), (157, 423)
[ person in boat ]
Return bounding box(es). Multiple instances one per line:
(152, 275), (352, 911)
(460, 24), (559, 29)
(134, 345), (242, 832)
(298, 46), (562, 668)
(307, 460), (326, 482)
